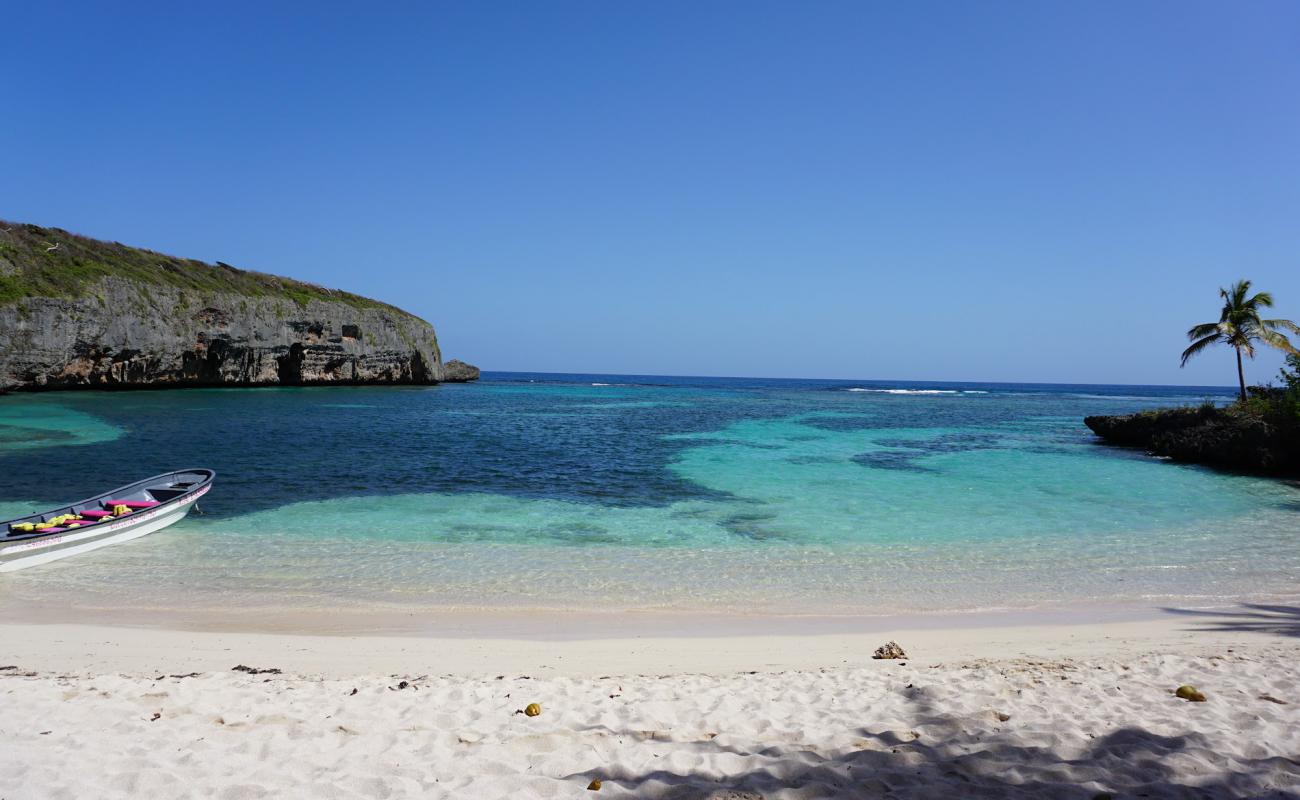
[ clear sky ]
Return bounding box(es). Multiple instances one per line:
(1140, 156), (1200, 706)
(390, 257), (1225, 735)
(5, 1), (1298, 385)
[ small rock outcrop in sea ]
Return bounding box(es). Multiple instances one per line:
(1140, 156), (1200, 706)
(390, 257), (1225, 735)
(1084, 404), (1299, 475)
(442, 359), (481, 382)
(0, 221), (454, 390)
(873, 641), (907, 660)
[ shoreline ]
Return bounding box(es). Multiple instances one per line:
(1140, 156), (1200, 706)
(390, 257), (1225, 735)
(1, 588), (1295, 636)
(4, 602), (1295, 677)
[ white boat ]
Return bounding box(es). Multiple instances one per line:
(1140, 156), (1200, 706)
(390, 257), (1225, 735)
(0, 469), (214, 572)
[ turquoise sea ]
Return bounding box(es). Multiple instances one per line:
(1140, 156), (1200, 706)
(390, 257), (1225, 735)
(1, 373), (1297, 619)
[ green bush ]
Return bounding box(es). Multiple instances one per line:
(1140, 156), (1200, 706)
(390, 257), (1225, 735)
(1281, 354), (1300, 393)
(1279, 354), (1300, 423)
(1232, 355), (1300, 428)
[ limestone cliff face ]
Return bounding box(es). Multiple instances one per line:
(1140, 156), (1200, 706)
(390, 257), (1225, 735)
(0, 222), (450, 391)
(1, 278), (443, 390)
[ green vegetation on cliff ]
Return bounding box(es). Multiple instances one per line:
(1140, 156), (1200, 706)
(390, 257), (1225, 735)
(0, 221), (405, 314)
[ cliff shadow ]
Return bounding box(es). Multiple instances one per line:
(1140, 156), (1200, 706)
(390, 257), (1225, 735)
(1162, 603), (1300, 639)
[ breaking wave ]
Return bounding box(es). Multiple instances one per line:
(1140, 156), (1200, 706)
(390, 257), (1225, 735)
(845, 388), (960, 395)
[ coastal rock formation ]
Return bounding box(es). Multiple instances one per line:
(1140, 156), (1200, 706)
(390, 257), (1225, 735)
(2, 283), (442, 390)
(442, 359), (481, 382)
(0, 222), (456, 390)
(1084, 405), (1299, 475)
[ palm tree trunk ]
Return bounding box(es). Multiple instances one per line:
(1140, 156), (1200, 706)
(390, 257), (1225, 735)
(1236, 346), (1247, 402)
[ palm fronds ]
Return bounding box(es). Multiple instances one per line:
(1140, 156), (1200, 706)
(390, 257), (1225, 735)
(1182, 279), (1298, 399)
(1181, 334), (1222, 366)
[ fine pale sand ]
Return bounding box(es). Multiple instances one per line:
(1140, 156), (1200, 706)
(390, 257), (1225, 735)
(2, 614), (1299, 799)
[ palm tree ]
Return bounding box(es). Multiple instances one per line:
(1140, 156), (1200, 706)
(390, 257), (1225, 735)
(1181, 280), (1300, 401)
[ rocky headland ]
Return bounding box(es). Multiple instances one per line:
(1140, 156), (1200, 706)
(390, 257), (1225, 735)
(1085, 399), (1300, 476)
(0, 221), (478, 391)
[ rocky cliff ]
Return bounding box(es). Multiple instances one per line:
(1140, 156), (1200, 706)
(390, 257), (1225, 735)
(1084, 404), (1300, 475)
(0, 221), (477, 390)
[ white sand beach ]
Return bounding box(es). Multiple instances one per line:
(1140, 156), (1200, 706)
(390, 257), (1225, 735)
(3, 612), (1299, 799)
(7, 1), (1300, 798)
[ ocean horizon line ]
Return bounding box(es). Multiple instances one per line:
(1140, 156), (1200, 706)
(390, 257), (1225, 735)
(481, 369), (1239, 393)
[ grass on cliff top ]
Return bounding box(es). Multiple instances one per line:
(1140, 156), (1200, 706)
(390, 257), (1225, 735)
(0, 220), (412, 316)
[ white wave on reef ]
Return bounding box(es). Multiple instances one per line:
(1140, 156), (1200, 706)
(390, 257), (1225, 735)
(845, 388), (959, 395)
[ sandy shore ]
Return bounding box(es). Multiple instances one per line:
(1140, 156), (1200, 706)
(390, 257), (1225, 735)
(2, 613), (1299, 798)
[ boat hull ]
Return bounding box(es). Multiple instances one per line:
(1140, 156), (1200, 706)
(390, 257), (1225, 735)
(0, 482), (209, 572)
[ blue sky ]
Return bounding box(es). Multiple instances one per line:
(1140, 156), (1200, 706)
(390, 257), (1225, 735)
(5, 1), (1299, 385)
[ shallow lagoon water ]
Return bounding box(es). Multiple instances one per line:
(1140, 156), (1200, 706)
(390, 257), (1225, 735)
(0, 373), (1297, 617)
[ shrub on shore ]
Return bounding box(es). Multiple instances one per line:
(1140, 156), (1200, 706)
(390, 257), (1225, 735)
(1245, 353), (1300, 425)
